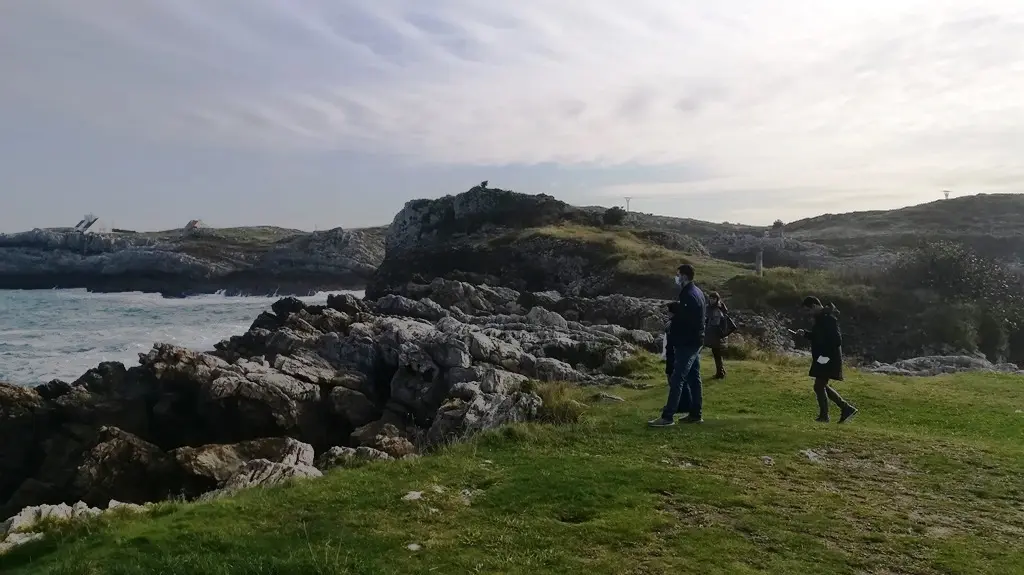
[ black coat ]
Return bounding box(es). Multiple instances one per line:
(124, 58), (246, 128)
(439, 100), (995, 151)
(804, 308), (844, 381)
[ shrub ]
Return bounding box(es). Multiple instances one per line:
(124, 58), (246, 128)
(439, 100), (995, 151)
(535, 382), (587, 425)
(886, 241), (1024, 317)
(977, 310), (1009, 362)
(602, 206), (627, 226)
(916, 304), (979, 354)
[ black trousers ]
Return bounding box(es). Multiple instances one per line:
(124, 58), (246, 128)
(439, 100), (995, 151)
(813, 377), (850, 416)
(709, 345), (725, 375)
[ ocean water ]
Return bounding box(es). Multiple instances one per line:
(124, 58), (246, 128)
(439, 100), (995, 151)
(0, 288), (364, 386)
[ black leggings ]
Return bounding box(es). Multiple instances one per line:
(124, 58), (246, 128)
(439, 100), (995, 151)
(814, 377), (850, 416)
(710, 346), (725, 375)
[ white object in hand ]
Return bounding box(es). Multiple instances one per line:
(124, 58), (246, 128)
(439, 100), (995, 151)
(816, 356), (830, 365)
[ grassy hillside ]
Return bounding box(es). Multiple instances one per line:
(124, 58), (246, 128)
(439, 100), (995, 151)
(784, 194), (1024, 258)
(4, 356), (1022, 574)
(786, 194), (1024, 238)
(523, 224), (751, 292)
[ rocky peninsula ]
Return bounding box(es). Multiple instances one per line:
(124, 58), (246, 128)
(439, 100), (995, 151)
(0, 225), (387, 297)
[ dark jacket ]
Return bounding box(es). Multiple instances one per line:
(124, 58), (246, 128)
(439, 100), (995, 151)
(668, 283), (707, 349)
(804, 306), (844, 381)
(704, 302), (728, 348)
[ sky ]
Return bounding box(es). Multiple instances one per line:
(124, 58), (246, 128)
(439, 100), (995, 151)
(1, 0), (1023, 232)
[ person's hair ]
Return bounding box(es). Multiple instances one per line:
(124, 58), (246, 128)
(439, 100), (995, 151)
(708, 291), (728, 311)
(802, 296), (822, 308)
(677, 264), (695, 280)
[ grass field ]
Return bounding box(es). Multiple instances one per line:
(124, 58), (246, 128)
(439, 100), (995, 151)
(2, 356), (1023, 574)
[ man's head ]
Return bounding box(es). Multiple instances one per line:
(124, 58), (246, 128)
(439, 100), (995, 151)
(801, 295), (823, 317)
(675, 264), (695, 287)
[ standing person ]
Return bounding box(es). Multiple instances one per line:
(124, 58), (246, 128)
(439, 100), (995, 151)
(649, 264), (706, 427)
(797, 296), (858, 423)
(663, 302), (691, 415)
(705, 291), (730, 379)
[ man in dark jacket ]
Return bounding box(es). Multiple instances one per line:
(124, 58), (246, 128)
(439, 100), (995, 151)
(650, 264), (706, 426)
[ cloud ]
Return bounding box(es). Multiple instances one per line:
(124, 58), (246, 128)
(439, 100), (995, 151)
(2, 0), (1024, 204)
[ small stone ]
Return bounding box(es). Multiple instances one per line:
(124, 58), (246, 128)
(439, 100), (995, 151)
(761, 456), (775, 466)
(800, 449), (824, 463)
(592, 392), (626, 403)
(431, 485), (445, 494)
(660, 459), (672, 465)
(407, 543), (422, 552)
(402, 491), (423, 501)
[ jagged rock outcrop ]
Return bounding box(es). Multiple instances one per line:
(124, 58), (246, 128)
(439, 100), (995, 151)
(703, 233), (832, 268)
(380, 278), (793, 355)
(0, 226), (386, 297)
(862, 356), (1024, 377)
(0, 280), (651, 518)
(367, 186), (700, 299)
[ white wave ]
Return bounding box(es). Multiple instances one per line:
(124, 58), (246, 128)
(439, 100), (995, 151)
(0, 288), (363, 386)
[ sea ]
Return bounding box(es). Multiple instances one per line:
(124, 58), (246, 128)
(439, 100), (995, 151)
(0, 288), (364, 386)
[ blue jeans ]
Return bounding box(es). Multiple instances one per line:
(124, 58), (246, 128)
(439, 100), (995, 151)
(661, 344), (703, 420)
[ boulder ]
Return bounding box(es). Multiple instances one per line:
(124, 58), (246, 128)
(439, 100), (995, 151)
(315, 446), (393, 471)
(205, 459), (322, 499)
(172, 437), (315, 495)
(71, 427), (179, 507)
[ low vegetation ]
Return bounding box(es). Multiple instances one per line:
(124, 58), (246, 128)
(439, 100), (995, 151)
(524, 224), (751, 292)
(3, 355), (1022, 574)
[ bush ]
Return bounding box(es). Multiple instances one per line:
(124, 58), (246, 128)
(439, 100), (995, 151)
(977, 310), (1009, 362)
(534, 382), (588, 425)
(916, 304), (979, 354)
(602, 206), (627, 226)
(887, 241), (1024, 318)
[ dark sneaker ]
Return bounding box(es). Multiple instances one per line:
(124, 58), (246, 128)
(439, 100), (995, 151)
(839, 406), (859, 424)
(815, 415), (830, 423)
(681, 416), (704, 424)
(648, 417), (675, 427)
(713, 373), (726, 380)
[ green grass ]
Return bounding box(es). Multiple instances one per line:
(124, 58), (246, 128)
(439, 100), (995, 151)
(525, 224), (751, 290)
(3, 356), (1024, 574)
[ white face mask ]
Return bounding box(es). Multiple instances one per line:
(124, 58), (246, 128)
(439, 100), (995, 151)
(674, 275), (684, 286)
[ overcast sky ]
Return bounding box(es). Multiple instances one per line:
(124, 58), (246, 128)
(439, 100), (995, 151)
(1, 1), (1022, 232)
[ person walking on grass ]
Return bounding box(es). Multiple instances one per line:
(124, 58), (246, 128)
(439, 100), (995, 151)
(705, 291), (732, 379)
(796, 296), (858, 424)
(649, 264), (706, 427)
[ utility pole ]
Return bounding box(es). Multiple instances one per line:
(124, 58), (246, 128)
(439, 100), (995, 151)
(624, 197), (632, 212)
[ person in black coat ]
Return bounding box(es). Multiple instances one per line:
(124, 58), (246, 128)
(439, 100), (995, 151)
(796, 296), (858, 423)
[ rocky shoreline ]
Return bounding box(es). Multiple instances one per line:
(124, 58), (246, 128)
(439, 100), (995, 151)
(3, 279), (734, 533)
(0, 226), (386, 297)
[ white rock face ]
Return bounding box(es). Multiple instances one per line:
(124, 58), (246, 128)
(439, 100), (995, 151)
(863, 355), (1024, 377)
